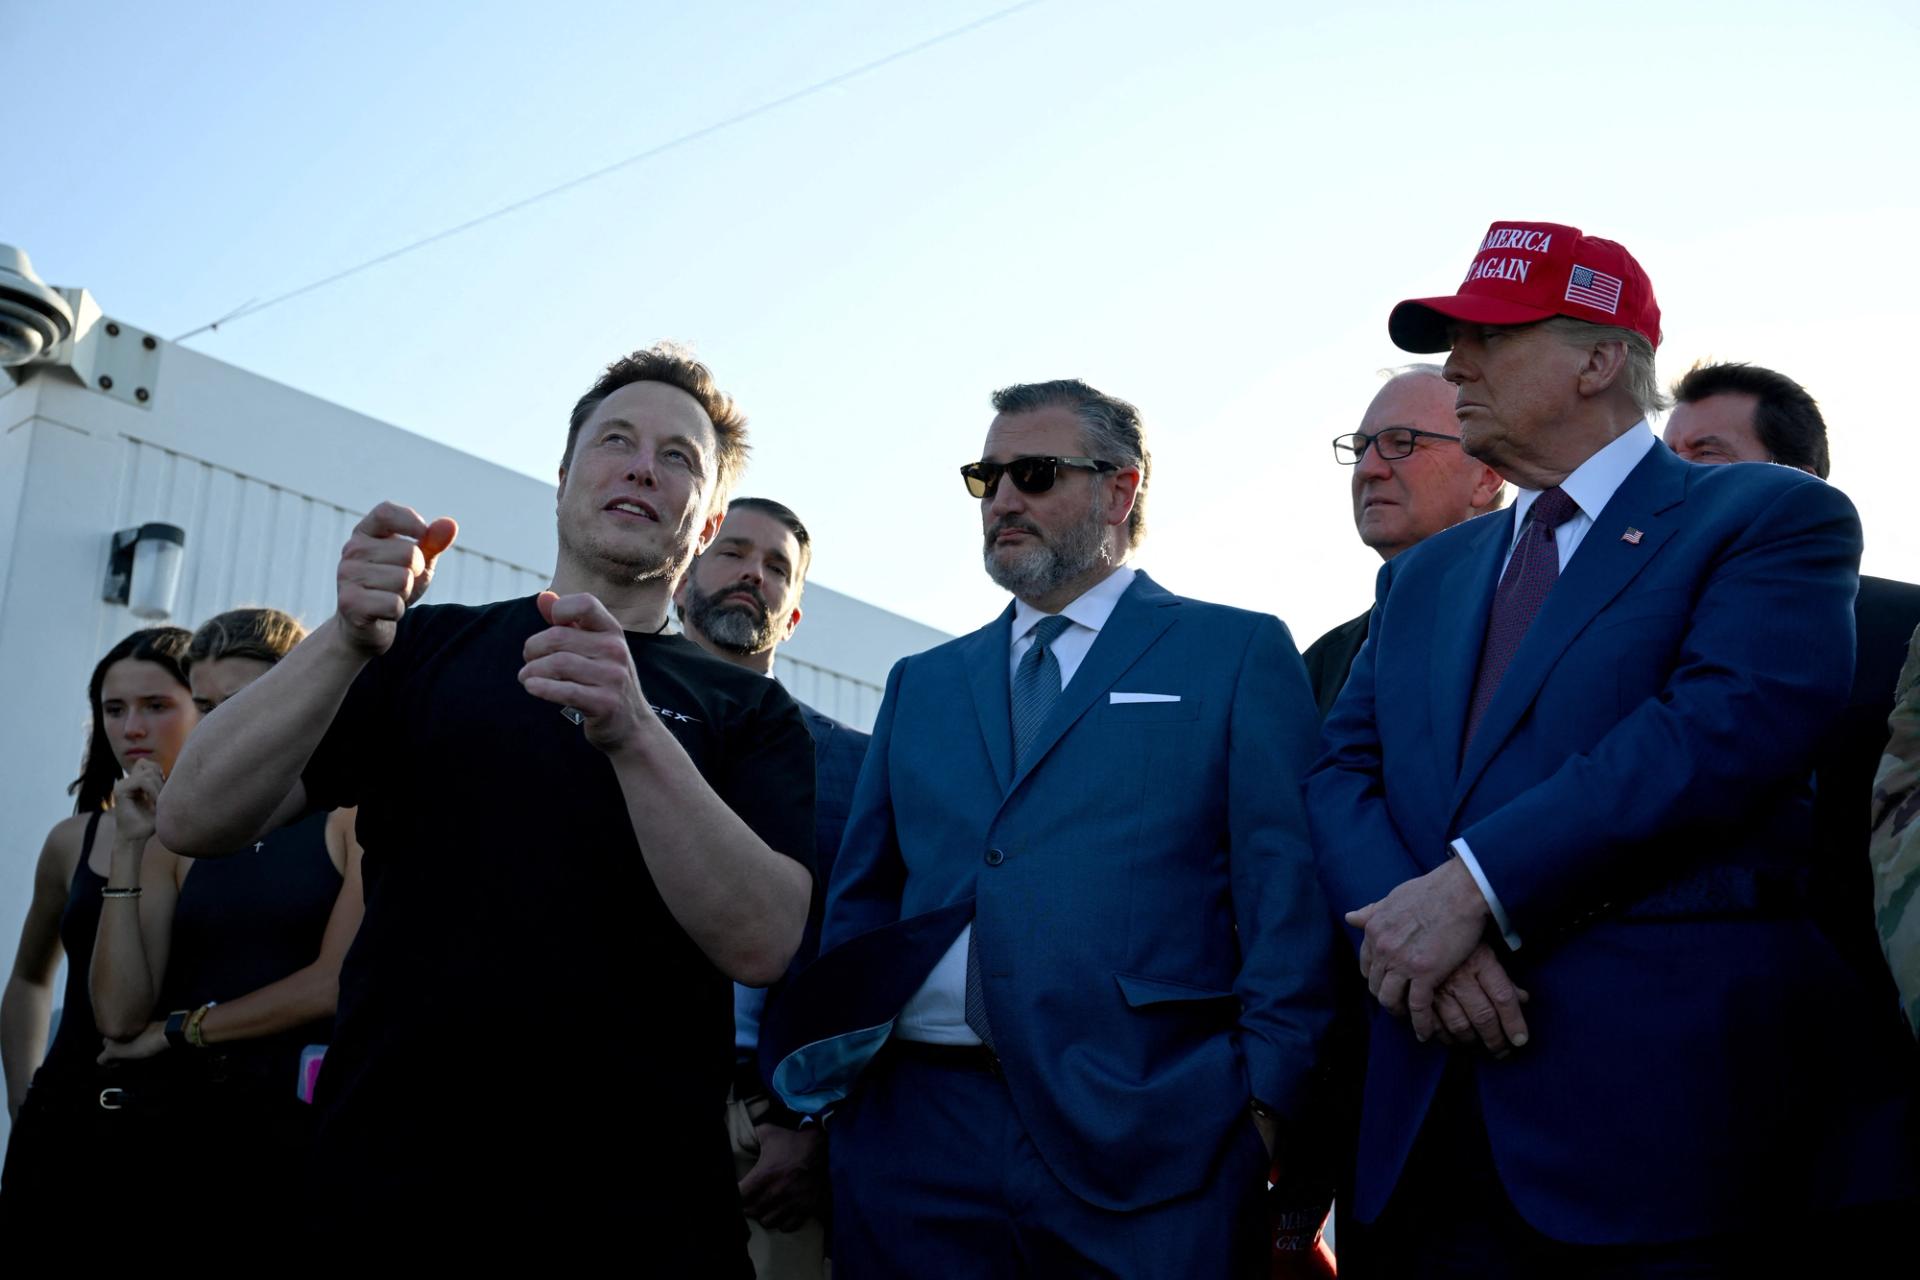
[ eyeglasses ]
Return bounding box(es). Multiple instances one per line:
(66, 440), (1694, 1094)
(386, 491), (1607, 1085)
(960, 455), (1117, 499)
(1331, 427), (1462, 465)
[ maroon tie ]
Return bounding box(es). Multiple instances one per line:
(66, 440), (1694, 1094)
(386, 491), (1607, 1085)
(1465, 486), (1582, 746)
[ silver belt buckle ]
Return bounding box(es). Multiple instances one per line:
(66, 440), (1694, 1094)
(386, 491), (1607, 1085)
(98, 1087), (126, 1111)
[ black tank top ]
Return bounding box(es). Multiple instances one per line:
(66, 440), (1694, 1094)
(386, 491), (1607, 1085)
(40, 813), (106, 1078)
(155, 809), (342, 1085)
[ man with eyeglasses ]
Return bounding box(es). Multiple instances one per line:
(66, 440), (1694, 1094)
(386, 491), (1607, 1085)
(1303, 366), (1506, 715)
(1306, 221), (1920, 1273)
(767, 379), (1336, 1276)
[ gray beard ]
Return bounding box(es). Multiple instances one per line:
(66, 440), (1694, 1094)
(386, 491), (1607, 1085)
(690, 596), (773, 654)
(983, 503), (1110, 599)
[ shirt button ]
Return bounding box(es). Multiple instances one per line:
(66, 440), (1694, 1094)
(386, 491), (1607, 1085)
(984, 848), (1005, 866)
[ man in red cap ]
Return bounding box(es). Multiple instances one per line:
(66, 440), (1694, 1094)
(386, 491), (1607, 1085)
(1306, 221), (1920, 1273)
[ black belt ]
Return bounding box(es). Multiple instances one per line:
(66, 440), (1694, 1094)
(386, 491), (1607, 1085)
(887, 1039), (1000, 1074)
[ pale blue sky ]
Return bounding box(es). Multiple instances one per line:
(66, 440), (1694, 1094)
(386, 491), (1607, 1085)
(7, 0), (1917, 642)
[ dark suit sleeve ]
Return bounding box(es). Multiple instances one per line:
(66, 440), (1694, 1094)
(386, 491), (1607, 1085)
(1230, 616), (1339, 1124)
(818, 659), (910, 953)
(1305, 560), (1431, 928)
(793, 716), (872, 973)
(1461, 478), (1862, 939)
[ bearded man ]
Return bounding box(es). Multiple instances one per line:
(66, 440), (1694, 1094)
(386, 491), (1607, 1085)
(765, 379), (1336, 1278)
(676, 496), (869, 1279)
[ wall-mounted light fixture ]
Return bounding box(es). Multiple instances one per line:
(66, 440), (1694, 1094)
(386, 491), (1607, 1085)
(103, 523), (187, 620)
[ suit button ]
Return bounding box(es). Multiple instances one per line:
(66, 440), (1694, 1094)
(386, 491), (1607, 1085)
(984, 848), (1005, 866)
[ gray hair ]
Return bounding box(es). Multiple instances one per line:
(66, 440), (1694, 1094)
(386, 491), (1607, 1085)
(990, 379), (1151, 550)
(1537, 316), (1671, 421)
(1379, 361), (1448, 382)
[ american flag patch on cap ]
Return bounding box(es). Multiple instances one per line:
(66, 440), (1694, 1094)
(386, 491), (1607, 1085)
(1566, 265), (1624, 314)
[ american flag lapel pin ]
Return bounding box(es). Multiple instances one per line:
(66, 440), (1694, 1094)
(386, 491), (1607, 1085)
(1621, 527), (1644, 545)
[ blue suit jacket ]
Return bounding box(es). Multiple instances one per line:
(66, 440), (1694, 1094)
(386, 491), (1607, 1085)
(1308, 444), (1920, 1244)
(771, 571), (1335, 1211)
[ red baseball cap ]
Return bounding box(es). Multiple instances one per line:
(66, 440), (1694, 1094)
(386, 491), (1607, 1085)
(1388, 220), (1661, 353)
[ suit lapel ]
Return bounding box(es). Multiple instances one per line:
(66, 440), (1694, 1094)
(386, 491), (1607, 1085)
(1450, 445), (1688, 820)
(965, 604), (1018, 794)
(1006, 571), (1178, 794)
(1430, 511), (1511, 784)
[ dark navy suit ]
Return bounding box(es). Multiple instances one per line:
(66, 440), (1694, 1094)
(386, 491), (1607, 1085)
(792, 702), (873, 973)
(1308, 443), (1920, 1251)
(771, 571), (1335, 1272)
(751, 702), (871, 1111)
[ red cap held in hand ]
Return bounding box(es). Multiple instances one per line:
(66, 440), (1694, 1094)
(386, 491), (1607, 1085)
(1389, 220), (1661, 353)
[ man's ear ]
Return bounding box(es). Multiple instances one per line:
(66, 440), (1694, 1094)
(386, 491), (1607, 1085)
(1106, 467), (1143, 529)
(1577, 340), (1630, 400)
(779, 605), (802, 645)
(696, 506), (726, 553)
(556, 465), (569, 504)
(1469, 465), (1507, 513)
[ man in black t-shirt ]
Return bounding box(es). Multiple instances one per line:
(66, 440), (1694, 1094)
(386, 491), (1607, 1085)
(157, 344), (816, 1268)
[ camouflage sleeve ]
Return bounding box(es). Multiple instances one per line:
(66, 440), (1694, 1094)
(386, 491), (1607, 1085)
(1869, 621), (1920, 1040)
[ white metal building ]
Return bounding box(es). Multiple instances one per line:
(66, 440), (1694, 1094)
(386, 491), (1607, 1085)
(0, 251), (946, 1145)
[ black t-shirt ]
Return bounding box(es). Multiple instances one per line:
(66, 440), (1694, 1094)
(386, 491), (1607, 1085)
(302, 596), (814, 1242)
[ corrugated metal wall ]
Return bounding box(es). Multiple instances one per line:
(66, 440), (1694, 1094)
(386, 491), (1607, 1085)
(774, 654), (885, 729)
(112, 436), (549, 632)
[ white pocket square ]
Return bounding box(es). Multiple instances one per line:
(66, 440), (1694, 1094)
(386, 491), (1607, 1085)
(1110, 692), (1181, 704)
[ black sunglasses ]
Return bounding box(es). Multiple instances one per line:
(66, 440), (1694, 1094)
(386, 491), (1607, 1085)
(1331, 427), (1462, 465)
(960, 455), (1117, 499)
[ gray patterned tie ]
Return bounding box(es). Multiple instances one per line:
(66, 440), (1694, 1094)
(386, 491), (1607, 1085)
(965, 613), (1075, 1048)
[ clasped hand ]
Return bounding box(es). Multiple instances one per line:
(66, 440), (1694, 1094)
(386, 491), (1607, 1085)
(1346, 860), (1531, 1057)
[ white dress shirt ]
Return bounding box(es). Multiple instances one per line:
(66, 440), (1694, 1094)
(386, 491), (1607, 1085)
(1453, 423), (1657, 950)
(894, 564), (1139, 1044)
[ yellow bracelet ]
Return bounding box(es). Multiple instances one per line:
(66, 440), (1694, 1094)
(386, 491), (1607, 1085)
(184, 1001), (217, 1049)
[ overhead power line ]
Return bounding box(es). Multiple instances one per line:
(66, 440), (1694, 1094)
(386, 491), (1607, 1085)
(176, 0), (1046, 342)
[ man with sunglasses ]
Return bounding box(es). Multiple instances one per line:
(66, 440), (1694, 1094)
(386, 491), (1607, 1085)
(768, 379), (1335, 1276)
(1303, 365), (1506, 715)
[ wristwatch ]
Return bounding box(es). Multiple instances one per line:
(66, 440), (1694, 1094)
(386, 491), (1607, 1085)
(163, 1008), (191, 1051)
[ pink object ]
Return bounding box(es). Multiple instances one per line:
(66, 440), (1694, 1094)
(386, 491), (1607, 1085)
(297, 1044), (327, 1104)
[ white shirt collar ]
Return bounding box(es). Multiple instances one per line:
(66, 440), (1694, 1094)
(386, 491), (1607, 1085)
(1510, 420), (1657, 540)
(1011, 564), (1138, 645)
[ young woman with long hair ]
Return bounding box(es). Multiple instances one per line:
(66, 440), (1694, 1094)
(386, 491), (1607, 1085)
(0, 626), (196, 1223)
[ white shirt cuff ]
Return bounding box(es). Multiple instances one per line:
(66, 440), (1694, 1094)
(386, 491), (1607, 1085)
(1451, 837), (1521, 951)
